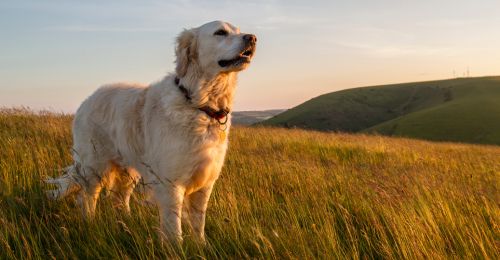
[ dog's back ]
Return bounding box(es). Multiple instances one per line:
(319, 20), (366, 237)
(74, 84), (148, 162)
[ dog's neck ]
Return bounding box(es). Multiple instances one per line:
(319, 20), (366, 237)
(176, 71), (237, 113)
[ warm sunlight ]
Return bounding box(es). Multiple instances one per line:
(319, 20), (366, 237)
(1, 1), (499, 259)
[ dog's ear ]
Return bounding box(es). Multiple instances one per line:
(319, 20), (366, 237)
(175, 29), (198, 77)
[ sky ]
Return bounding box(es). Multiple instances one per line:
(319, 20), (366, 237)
(1, 0), (499, 112)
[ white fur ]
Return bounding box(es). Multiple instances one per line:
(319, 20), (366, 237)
(45, 21), (256, 243)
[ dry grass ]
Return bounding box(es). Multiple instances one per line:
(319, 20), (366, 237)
(0, 108), (498, 259)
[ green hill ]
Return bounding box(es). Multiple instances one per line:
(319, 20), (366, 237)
(261, 76), (500, 145)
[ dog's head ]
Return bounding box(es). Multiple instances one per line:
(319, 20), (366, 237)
(175, 21), (257, 78)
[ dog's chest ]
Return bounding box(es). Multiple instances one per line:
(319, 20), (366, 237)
(184, 129), (228, 194)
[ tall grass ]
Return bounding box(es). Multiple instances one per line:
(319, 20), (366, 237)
(0, 109), (498, 259)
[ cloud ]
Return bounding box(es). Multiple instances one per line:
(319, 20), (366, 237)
(330, 40), (457, 58)
(416, 18), (481, 28)
(43, 26), (169, 33)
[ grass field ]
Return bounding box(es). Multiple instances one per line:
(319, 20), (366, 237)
(262, 76), (500, 145)
(0, 108), (499, 259)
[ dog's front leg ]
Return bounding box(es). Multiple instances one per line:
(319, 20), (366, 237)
(185, 184), (213, 244)
(153, 184), (185, 243)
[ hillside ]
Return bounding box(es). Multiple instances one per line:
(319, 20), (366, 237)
(0, 109), (498, 259)
(261, 76), (500, 145)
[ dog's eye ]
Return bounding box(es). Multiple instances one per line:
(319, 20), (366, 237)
(214, 29), (228, 36)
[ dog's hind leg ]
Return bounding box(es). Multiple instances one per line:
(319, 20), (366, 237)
(73, 163), (108, 219)
(106, 165), (141, 213)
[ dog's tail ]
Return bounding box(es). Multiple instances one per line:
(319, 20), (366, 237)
(45, 165), (82, 200)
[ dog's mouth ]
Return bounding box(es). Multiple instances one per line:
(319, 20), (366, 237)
(218, 45), (255, 68)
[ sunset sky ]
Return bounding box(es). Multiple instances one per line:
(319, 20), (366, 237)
(1, 0), (499, 111)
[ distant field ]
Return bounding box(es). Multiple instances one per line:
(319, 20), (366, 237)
(232, 109), (285, 125)
(262, 76), (500, 145)
(0, 109), (498, 259)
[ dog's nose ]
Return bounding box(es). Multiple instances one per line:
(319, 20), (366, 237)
(243, 34), (257, 44)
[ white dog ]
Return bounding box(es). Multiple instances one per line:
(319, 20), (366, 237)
(46, 21), (256, 243)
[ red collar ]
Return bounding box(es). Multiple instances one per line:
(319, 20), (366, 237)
(175, 77), (229, 125)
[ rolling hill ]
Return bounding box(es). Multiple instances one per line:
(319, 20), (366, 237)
(261, 76), (500, 145)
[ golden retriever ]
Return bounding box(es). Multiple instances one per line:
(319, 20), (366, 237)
(46, 20), (257, 243)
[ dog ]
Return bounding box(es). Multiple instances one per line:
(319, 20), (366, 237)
(46, 20), (256, 243)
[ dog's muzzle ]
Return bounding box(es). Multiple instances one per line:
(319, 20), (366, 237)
(218, 34), (257, 68)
